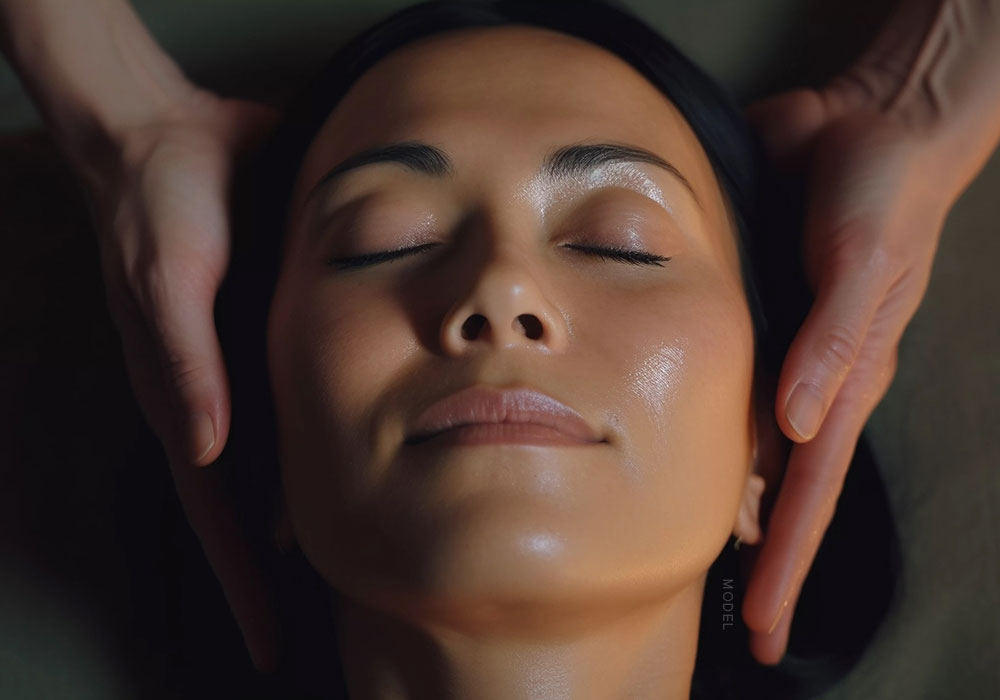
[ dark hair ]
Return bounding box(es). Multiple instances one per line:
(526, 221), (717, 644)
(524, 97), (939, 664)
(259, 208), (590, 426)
(218, 1), (900, 697)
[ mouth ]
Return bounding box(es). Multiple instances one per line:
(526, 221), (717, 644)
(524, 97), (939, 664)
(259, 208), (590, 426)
(405, 384), (605, 447)
(405, 421), (602, 447)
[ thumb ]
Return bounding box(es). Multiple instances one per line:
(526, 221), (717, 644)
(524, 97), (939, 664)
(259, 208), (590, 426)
(745, 88), (830, 172)
(775, 243), (891, 442)
(148, 271), (231, 466)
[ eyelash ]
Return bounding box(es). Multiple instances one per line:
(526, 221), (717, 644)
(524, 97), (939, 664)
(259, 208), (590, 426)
(326, 243), (670, 269)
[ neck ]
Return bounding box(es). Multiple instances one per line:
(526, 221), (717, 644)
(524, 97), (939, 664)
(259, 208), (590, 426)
(334, 577), (705, 700)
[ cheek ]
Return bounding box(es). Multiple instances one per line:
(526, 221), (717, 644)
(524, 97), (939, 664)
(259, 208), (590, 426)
(270, 287), (400, 447)
(579, 272), (754, 447)
(268, 279), (415, 574)
(591, 272), (755, 571)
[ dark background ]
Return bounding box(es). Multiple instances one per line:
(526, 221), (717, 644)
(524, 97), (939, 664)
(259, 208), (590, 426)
(1, 1), (998, 698)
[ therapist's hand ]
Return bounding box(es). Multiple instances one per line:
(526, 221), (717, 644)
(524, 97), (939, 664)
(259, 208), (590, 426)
(86, 89), (277, 466)
(2, 0), (286, 672)
(740, 0), (1000, 663)
(83, 88), (281, 670)
(739, 85), (942, 665)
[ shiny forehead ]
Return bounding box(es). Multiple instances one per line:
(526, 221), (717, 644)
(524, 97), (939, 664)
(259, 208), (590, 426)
(285, 25), (733, 259)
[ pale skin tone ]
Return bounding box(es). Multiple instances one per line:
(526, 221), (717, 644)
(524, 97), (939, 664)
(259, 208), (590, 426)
(267, 27), (773, 700)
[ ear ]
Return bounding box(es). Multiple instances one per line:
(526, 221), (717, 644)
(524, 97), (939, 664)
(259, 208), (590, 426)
(734, 472), (767, 545)
(733, 367), (786, 545)
(274, 490), (297, 554)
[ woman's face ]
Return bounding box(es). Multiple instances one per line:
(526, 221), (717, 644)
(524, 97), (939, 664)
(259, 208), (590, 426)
(267, 26), (759, 609)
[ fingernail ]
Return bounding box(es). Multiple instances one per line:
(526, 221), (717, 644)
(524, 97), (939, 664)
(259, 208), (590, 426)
(189, 411), (216, 464)
(768, 598), (789, 635)
(785, 382), (825, 439)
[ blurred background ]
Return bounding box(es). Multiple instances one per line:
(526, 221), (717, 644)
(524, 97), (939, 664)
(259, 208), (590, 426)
(1, 1), (997, 698)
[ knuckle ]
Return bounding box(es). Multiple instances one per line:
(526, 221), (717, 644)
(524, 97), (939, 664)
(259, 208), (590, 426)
(165, 354), (209, 392)
(838, 345), (899, 413)
(815, 325), (862, 378)
(129, 264), (187, 357)
(132, 257), (207, 320)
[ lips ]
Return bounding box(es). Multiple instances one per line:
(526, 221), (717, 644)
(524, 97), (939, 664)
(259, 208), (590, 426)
(405, 384), (604, 445)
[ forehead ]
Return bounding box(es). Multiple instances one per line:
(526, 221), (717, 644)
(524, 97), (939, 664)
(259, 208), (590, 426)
(288, 24), (731, 245)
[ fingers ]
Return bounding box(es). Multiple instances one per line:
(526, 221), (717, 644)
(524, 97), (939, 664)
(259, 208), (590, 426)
(139, 261), (231, 466)
(741, 395), (867, 651)
(109, 308), (278, 670)
(748, 583), (798, 665)
(82, 96), (280, 671)
(742, 345), (897, 659)
(776, 240), (892, 442)
(94, 98), (276, 469)
(131, 138), (233, 466)
(111, 296), (178, 453)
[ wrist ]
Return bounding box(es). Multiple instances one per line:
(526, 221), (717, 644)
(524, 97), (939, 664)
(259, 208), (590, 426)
(891, 0), (1000, 203)
(86, 0), (199, 135)
(827, 0), (1000, 203)
(2, 0), (198, 172)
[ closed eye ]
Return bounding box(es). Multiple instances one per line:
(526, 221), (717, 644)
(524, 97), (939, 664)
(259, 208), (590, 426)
(326, 242), (670, 269)
(326, 243), (441, 269)
(562, 243), (670, 267)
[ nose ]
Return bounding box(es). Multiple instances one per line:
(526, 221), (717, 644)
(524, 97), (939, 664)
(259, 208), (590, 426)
(439, 255), (570, 355)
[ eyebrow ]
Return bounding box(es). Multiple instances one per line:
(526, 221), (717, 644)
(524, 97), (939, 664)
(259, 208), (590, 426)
(304, 140), (702, 208)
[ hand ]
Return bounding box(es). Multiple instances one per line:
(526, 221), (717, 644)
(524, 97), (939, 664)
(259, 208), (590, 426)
(79, 87), (282, 671)
(739, 79), (956, 663)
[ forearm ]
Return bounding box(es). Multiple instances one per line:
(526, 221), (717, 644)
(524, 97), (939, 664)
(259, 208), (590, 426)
(0, 0), (196, 170)
(838, 0), (1000, 198)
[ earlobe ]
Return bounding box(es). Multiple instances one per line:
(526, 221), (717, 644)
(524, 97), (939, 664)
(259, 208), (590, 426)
(734, 473), (766, 545)
(738, 366), (784, 546)
(734, 379), (765, 546)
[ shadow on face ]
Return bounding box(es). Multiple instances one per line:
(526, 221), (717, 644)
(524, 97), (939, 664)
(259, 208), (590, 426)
(265, 25), (764, 628)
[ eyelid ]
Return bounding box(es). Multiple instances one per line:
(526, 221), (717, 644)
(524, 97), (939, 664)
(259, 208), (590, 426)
(322, 198), (676, 270)
(563, 243), (670, 266)
(326, 241), (442, 268)
(312, 192), (439, 248)
(326, 241), (672, 269)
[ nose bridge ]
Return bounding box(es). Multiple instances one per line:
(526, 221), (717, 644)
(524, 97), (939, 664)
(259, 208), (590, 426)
(439, 209), (569, 354)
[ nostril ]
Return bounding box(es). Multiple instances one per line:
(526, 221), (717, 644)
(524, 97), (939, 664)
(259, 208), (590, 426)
(461, 314), (487, 340)
(517, 314), (543, 339)
(459, 313), (544, 341)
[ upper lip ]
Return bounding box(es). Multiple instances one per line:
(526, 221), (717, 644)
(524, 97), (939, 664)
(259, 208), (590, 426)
(406, 384), (604, 444)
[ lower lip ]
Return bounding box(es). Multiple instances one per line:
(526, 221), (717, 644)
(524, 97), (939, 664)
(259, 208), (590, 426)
(411, 423), (599, 447)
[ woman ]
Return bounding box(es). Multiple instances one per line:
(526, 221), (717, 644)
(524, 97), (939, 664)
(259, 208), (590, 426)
(218, 1), (899, 697)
